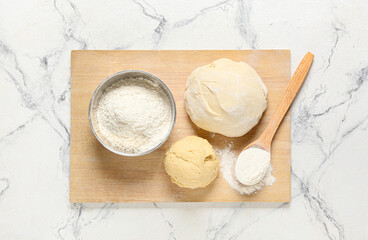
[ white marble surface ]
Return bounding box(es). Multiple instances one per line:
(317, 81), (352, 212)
(0, 0), (367, 239)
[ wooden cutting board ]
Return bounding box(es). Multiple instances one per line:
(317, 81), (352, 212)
(70, 50), (291, 202)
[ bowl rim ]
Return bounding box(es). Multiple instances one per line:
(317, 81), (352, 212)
(88, 69), (177, 157)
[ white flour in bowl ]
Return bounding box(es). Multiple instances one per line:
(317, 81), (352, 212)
(96, 77), (172, 154)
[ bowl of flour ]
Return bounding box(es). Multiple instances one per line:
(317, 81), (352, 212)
(89, 70), (176, 156)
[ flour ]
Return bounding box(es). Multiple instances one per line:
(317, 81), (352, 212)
(215, 143), (275, 195)
(96, 77), (172, 154)
(235, 147), (271, 185)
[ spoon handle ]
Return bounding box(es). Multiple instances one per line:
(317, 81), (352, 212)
(259, 52), (314, 148)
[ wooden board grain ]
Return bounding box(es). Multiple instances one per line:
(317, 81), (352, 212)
(70, 50), (291, 202)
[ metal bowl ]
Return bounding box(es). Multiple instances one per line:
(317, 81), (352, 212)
(89, 70), (176, 156)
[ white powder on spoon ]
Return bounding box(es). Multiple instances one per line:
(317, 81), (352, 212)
(235, 147), (271, 185)
(215, 143), (275, 195)
(96, 77), (172, 154)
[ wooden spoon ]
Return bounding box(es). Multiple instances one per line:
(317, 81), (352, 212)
(234, 52), (314, 184)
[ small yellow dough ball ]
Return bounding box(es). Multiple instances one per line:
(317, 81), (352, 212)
(164, 136), (219, 189)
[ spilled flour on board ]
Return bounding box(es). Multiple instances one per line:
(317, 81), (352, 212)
(215, 142), (275, 195)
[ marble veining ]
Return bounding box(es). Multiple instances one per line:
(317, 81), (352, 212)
(0, 0), (367, 239)
(0, 178), (9, 197)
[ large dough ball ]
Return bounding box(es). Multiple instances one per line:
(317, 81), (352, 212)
(184, 58), (268, 137)
(164, 136), (219, 189)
